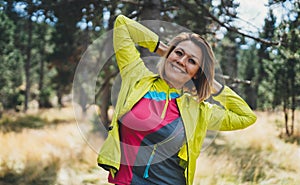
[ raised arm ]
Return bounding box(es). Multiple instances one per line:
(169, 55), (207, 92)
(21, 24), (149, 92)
(207, 85), (257, 131)
(113, 15), (159, 71)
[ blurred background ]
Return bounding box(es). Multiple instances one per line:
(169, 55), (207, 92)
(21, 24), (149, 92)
(0, 0), (299, 184)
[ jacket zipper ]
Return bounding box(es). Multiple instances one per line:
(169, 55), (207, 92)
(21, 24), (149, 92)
(142, 121), (184, 179)
(143, 144), (157, 178)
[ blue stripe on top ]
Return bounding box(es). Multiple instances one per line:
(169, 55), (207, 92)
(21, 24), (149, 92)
(144, 91), (180, 101)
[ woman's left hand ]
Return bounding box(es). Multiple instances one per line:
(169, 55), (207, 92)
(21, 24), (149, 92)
(155, 41), (168, 56)
(212, 79), (223, 94)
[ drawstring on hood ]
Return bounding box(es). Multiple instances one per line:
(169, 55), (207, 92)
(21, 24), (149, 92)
(161, 88), (171, 119)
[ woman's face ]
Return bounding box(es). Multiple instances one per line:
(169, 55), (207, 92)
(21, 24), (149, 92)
(164, 40), (202, 88)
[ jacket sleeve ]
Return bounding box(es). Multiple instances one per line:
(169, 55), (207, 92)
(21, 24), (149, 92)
(113, 15), (159, 71)
(207, 86), (257, 131)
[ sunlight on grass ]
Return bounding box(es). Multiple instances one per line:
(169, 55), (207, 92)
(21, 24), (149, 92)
(38, 105), (77, 123)
(0, 107), (299, 185)
(195, 111), (300, 185)
(0, 106), (109, 185)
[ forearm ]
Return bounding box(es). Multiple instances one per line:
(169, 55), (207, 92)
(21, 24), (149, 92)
(114, 15), (159, 51)
(113, 15), (159, 70)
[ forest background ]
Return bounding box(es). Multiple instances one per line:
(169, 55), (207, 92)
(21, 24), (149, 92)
(0, 0), (299, 184)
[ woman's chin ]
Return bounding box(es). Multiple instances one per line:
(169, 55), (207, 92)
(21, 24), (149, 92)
(163, 76), (184, 89)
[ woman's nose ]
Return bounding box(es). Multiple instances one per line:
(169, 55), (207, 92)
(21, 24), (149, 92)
(177, 56), (186, 66)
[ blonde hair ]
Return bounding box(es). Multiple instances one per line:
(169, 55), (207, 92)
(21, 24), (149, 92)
(157, 32), (215, 102)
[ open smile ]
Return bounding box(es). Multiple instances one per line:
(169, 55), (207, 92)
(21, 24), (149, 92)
(171, 64), (186, 74)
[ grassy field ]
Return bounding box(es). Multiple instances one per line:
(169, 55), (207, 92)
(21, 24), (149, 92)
(0, 106), (299, 185)
(195, 111), (300, 185)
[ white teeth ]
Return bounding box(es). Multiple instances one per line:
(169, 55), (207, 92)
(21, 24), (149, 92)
(172, 65), (185, 73)
(173, 66), (181, 72)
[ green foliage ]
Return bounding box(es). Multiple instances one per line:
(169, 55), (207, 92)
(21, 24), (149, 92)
(255, 10), (277, 110)
(0, 115), (47, 132)
(0, 157), (60, 185)
(238, 45), (259, 109)
(38, 87), (53, 108)
(280, 133), (300, 145)
(274, 18), (300, 105)
(172, 0), (213, 35)
(0, 0), (298, 125)
(0, 11), (24, 109)
(217, 31), (240, 88)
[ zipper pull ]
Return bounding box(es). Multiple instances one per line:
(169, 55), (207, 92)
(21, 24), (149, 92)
(143, 144), (157, 179)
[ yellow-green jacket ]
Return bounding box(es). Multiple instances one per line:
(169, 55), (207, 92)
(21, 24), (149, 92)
(97, 15), (257, 185)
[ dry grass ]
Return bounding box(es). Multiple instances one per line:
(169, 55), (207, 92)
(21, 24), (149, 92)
(0, 106), (110, 185)
(195, 111), (300, 185)
(0, 107), (299, 185)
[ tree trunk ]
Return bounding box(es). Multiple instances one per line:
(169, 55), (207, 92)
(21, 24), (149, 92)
(97, 2), (118, 128)
(283, 101), (290, 136)
(38, 40), (45, 107)
(39, 56), (44, 96)
(24, 17), (33, 112)
(291, 87), (295, 136)
(290, 59), (296, 136)
(57, 88), (63, 108)
(245, 84), (257, 109)
(139, 0), (161, 68)
(140, 0), (161, 20)
(79, 29), (90, 114)
(99, 80), (110, 129)
(291, 107), (295, 136)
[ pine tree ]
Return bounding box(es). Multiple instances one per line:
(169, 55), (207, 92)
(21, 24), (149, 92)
(256, 9), (276, 109)
(0, 11), (23, 110)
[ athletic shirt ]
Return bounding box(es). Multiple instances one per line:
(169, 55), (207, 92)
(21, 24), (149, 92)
(108, 78), (186, 185)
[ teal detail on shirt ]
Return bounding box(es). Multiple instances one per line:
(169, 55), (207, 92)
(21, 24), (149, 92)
(143, 91), (180, 101)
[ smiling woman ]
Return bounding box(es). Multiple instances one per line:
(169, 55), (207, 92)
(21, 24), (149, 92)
(163, 41), (203, 86)
(97, 14), (257, 185)
(157, 32), (216, 102)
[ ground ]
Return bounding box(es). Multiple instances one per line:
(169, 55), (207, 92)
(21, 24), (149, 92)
(0, 105), (299, 185)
